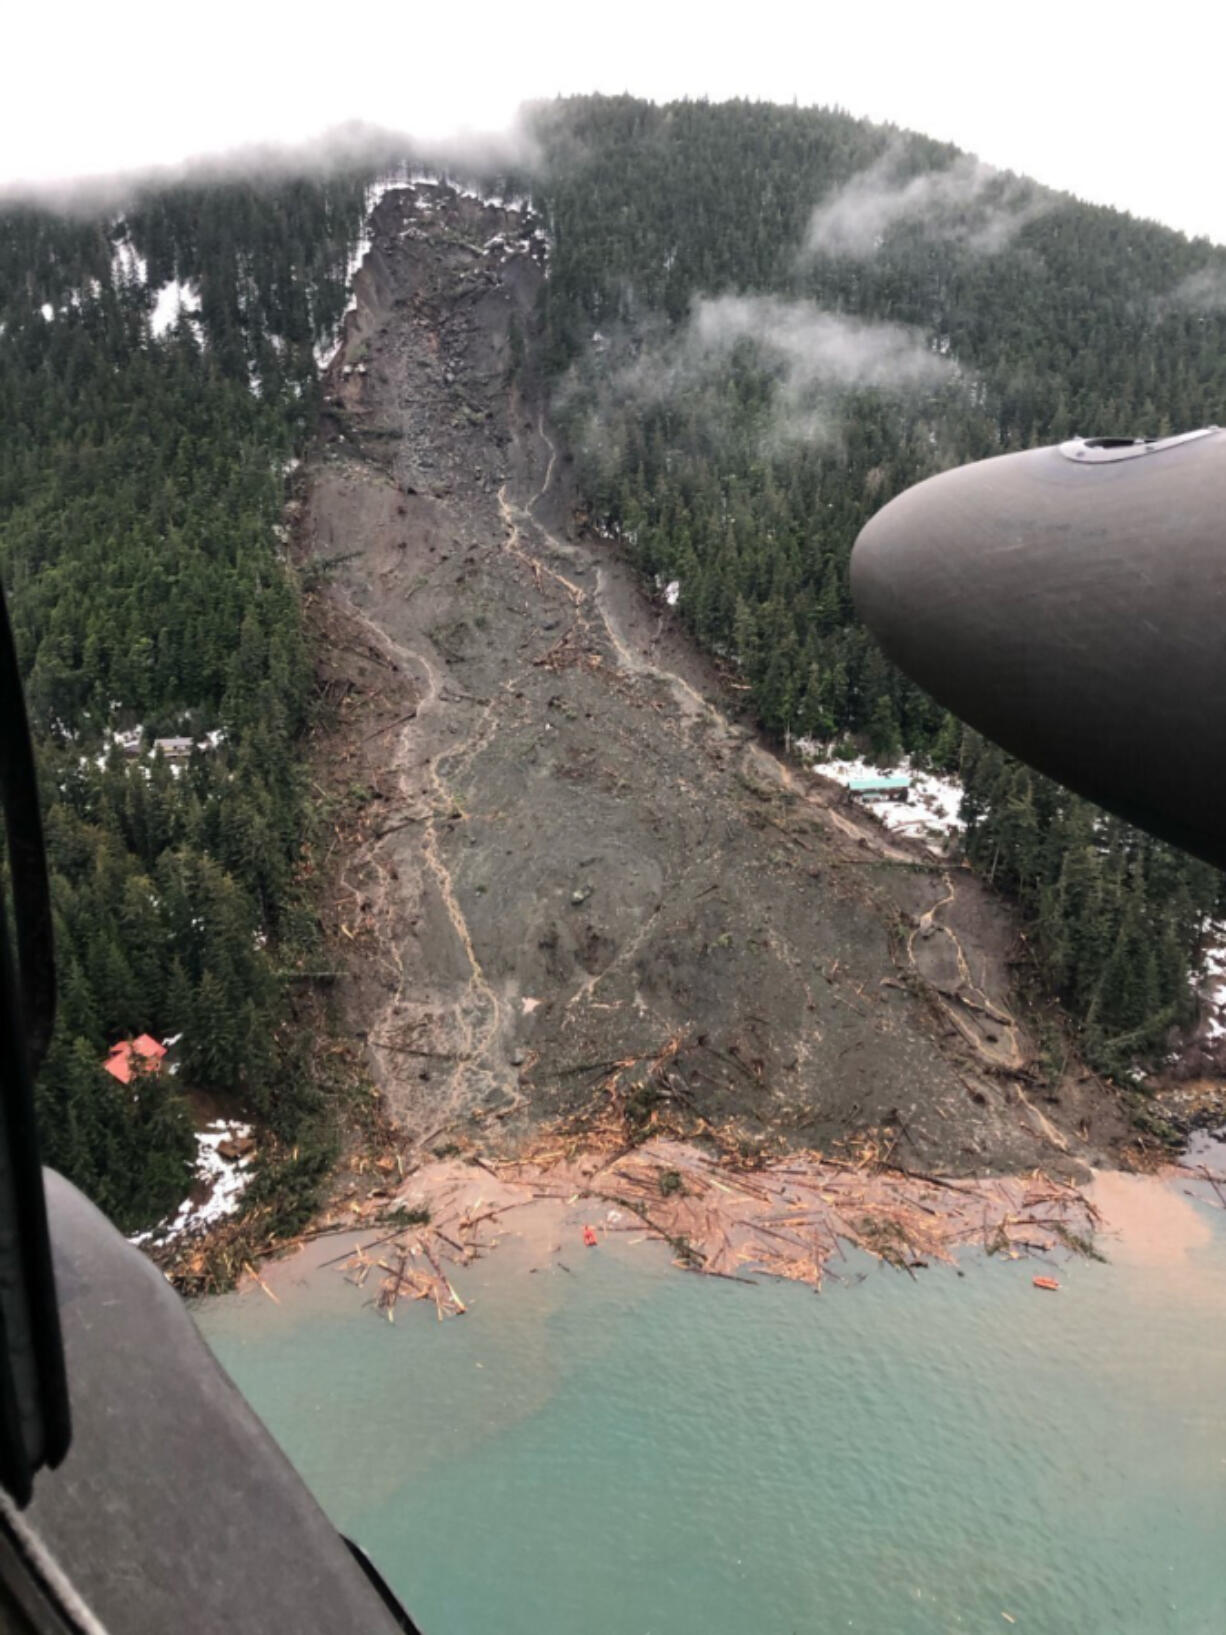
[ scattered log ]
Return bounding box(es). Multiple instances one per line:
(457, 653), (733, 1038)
(243, 1262), (281, 1305)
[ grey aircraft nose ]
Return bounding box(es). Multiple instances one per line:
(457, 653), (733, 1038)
(850, 429), (1226, 867)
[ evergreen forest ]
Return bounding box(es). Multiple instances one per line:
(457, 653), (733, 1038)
(0, 171), (369, 1230)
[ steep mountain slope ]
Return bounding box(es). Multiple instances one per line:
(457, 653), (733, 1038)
(304, 183), (1124, 1177)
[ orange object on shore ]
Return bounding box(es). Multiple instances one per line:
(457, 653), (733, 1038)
(1032, 1275), (1060, 1291)
(582, 1225), (598, 1247)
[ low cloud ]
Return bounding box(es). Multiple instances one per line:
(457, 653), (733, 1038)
(0, 118), (542, 216)
(695, 295), (949, 448)
(691, 294), (946, 393)
(804, 146), (1045, 259)
(564, 294), (951, 461)
(1163, 264), (1226, 313)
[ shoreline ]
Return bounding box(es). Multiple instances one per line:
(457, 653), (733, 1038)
(235, 1132), (1214, 1319)
(162, 1094), (1226, 1303)
(228, 1132), (1226, 1323)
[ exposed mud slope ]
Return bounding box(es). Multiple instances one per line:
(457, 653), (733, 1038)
(303, 183), (1126, 1178)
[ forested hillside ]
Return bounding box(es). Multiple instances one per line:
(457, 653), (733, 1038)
(0, 173), (369, 1229)
(520, 95), (1226, 1070)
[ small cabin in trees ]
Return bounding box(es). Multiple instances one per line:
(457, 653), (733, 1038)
(847, 774), (911, 803)
(103, 1035), (167, 1085)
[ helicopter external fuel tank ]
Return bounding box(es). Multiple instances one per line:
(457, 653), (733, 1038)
(850, 428), (1226, 868)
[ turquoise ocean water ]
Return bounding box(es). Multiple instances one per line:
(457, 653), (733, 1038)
(197, 1177), (1226, 1634)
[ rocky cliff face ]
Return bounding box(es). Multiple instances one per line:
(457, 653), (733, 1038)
(300, 182), (1125, 1178)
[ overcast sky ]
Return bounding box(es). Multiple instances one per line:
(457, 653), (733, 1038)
(6, 0), (1223, 243)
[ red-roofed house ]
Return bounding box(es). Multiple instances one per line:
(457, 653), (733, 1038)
(103, 1035), (167, 1086)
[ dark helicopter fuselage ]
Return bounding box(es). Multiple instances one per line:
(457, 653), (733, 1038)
(851, 428), (1226, 867)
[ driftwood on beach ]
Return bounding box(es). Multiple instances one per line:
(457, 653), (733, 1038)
(324, 1127), (1105, 1320)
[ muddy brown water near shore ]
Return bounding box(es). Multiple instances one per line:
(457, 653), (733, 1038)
(317, 1136), (1104, 1321)
(299, 181), (1126, 1193)
(199, 1158), (1226, 1635)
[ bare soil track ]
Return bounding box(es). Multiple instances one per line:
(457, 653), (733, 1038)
(301, 184), (1126, 1181)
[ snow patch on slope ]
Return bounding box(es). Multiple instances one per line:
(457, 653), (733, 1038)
(806, 751), (965, 853)
(150, 278), (201, 337)
(130, 1121), (253, 1247)
(314, 167), (413, 370)
(111, 238), (148, 289)
(1200, 926), (1226, 1042)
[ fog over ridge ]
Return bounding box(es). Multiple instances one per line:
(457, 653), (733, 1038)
(562, 290), (953, 466)
(691, 294), (947, 391)
(804, 144), (1047, 259)
(0, 119), (541, 216)
(1162, 264), (1226, 315)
